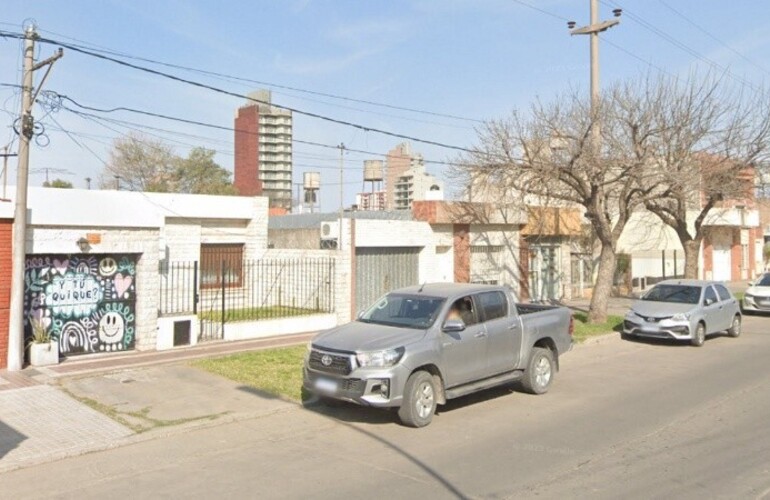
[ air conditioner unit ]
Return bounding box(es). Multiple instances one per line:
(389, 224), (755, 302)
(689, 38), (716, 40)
(320, 221), (340, 241)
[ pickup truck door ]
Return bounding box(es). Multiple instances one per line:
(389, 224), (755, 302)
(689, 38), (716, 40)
(440, 296), (488, 387)
(478, 291), (521, 375)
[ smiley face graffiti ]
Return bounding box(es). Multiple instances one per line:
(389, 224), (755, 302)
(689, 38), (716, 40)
(98, 311), (125, 351)
(25, 253), (137, 355)
(99, 257), (118, 276)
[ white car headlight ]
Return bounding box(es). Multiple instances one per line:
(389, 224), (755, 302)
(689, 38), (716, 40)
(356, 347), (405, 368)
(671, 313), (690, 322)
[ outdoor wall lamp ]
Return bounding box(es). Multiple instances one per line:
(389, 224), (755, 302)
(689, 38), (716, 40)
(76, 237), (91, 253)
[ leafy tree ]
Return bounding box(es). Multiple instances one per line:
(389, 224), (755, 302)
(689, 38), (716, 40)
(43, 178), (73, 188)
(174, 147), (237, 195)
(100, 135), (235, 195)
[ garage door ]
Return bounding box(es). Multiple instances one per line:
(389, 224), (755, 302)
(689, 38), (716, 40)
(355, 247), (420, 313)
(24, 254), (138, 355)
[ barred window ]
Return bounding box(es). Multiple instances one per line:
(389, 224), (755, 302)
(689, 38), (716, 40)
(201, 244), (244, 288)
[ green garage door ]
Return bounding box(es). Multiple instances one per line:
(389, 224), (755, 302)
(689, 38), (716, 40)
(355, 247), (420, 313)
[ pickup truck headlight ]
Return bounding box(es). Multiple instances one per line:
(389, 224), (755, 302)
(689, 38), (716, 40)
(671, 313), (690, 322)
(356, 347), (405, 368)
(744, 293), (754, 301)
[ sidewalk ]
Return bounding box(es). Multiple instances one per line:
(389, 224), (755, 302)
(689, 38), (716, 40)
(0, 331), (314, 473)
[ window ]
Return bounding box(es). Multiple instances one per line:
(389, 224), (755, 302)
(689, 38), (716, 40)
(642, 285), (701, 304)
(704, 286), (718, 305)
(359, 294), (445, 330)
(447, 296), (478, 326)
(715, 284), (732, 302)
(200, 244), (244, 288)
(478, 291), (508, 321)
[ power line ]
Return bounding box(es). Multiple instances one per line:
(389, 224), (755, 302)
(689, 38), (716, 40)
(599, 0), (765, 95)
(510, 0), (569, 22)
(51, 92), (461, 166)
(10, 31), (477, 155)
(32, 27), (483, 124)
(657, 0), (770, 77)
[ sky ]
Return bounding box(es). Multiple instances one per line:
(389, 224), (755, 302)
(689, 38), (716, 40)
(1, 0), (769, 211)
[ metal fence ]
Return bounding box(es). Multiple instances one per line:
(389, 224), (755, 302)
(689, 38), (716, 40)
(159, 256), (336, 339)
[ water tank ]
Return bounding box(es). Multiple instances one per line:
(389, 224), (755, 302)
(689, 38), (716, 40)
(363, 160), (384, 181)
(303, 171), (320, 190)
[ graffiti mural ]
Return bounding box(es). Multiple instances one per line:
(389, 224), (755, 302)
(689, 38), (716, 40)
(24, 254), (138, 355)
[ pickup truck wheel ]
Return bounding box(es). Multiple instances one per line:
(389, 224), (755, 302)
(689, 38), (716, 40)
(398, 371), (436, 428)
(691, 322), (706, 347)
(727, 315), (741, 338)
(520, 347), (554, 395)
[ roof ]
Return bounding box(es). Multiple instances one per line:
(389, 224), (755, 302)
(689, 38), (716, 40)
(396, 282), (505, 297)
(1, 186), (265, 228)
(269, 210), (413, 229)
(656, 279), (723, 287)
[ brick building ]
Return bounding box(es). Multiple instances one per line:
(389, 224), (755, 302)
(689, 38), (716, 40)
(233, 90), (293, 209)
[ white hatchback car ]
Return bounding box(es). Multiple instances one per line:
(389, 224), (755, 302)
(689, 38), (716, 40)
(742, 273), (770, 314)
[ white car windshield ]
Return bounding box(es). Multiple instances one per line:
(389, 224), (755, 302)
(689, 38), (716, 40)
(757, 274), (770, 287)
(359, 294), (446, 329)
(642, 285), (701, 304)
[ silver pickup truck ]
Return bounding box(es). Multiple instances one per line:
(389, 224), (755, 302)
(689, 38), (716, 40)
(303, 283), (573, 427)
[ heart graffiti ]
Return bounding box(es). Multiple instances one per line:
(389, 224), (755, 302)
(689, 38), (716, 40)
(53, 259), (69, 275)
(114, 273), (133, 298)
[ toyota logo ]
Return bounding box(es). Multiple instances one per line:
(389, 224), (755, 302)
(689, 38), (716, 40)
(321, 354), (333, 366)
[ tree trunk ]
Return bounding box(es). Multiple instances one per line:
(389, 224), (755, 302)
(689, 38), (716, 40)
(588, 242), (616, 323)
(682, 238), (701, 279)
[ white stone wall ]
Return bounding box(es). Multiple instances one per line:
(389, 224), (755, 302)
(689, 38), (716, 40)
(470, 225), (521, 296)
(162, 219), (202, 261)
(26, 225), (161, 351)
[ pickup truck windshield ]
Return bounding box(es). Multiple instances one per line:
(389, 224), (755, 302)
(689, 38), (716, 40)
(359, 293), (446, 329)
(642, 284), (701, 304)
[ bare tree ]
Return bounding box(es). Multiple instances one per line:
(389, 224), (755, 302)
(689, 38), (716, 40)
(100, 133), (177, 191)
(457, 84), (663, 323)
(639, 75), (770, 278)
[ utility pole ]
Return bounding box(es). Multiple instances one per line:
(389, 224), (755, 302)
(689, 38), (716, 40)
(85, 177), (91, 190)
(338, 143), (345, 251)
(8, 24), (63, 371)
(568, 1), (622, 141)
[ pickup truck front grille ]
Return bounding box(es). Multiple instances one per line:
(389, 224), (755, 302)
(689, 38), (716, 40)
(308, 349), (353, 375)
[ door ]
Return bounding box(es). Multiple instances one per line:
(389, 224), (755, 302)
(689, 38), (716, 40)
(711, 230), (732, 281)
(355, 247), (420, 313)
(441, 295), (487, 387)
(530, 246), (560, 301)
(702, 285), (721, 334)
(478, 291), (520, 375)
(714, 284), (736, 330)
(24, 253), (138, 356)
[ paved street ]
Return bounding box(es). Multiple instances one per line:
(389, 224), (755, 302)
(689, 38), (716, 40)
(1, 316), (770, 499)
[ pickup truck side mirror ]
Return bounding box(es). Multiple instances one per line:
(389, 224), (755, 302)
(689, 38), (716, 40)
(443, 319), (466, 333)
(357, 310), (365, 319)
(748, 281), (755, 286)
(704, 298), (715, 306)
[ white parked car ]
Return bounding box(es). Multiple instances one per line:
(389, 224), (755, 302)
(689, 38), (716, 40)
(742, 273), (770, 314)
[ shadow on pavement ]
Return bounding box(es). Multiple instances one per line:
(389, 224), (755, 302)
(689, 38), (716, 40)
(0, 419), (27, 460)
(236, 385), (281, 400)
